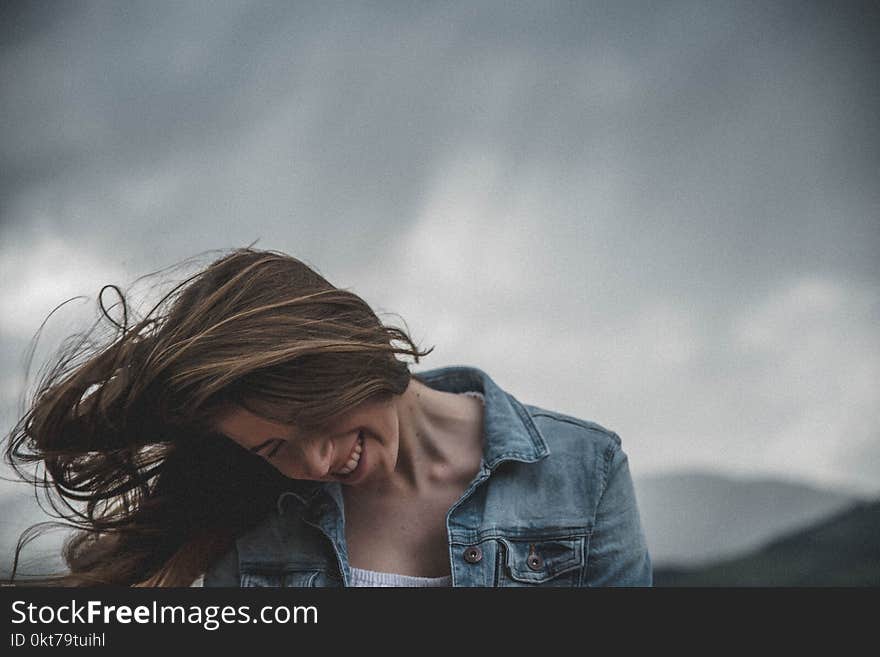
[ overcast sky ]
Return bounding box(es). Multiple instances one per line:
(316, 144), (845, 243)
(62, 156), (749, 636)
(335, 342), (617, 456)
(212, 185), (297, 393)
(1, 0), (878, 507)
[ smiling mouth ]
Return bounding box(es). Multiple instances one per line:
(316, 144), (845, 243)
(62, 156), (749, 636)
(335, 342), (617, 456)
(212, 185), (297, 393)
(332, 432), (364, 476)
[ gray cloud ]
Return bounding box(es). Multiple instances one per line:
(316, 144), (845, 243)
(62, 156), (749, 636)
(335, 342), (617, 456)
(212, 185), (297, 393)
(1, 0), (878, 520)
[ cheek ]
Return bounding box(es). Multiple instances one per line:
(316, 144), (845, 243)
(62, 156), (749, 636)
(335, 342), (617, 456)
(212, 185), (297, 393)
(275, 462), (301, 479)
(283, 452), (310, 476)
(265, 445), (304, 478)
(273, 459), (308, 480)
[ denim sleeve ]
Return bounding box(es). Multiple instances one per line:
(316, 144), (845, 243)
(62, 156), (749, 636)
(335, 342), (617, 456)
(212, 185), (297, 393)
(585, 440), (653, 586)
(202, 544), (241, 587)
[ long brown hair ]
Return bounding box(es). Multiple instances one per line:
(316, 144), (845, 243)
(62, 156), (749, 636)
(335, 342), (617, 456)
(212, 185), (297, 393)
(3, 247), (433, 586)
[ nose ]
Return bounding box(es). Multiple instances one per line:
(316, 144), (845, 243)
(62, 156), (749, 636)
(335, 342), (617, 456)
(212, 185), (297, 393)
(299, 435), (334, 478)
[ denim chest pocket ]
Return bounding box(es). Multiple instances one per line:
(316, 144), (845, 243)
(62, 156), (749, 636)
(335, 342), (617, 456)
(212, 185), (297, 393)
(496, 535), (588, 586)
(239, 564), (341, 588)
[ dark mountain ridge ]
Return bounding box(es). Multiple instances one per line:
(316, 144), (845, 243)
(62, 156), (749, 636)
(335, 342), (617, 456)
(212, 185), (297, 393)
(654, 498), (880, 586)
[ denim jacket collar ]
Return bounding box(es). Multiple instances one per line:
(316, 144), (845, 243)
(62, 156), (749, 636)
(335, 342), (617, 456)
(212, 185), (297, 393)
(275, 364), (550, 516)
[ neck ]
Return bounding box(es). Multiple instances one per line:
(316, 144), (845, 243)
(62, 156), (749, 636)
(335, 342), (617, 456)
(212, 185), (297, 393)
(370, 377), (484, 497)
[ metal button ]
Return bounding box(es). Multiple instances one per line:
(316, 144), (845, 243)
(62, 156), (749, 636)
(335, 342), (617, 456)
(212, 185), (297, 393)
(463, 546), (483, 564)
(527, 544), (544, 571)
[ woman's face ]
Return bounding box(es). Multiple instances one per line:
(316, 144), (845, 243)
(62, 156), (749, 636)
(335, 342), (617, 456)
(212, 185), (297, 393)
(212, 396), (401, 485)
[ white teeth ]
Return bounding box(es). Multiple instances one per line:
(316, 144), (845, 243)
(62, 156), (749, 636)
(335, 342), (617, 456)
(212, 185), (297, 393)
(334, 434), (364, 475)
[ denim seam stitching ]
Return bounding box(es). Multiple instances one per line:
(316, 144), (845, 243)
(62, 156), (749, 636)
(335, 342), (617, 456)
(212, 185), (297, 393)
(529, 414), (623, 447)
(584, 441), (621, 582)
(451, 530), (590, 544)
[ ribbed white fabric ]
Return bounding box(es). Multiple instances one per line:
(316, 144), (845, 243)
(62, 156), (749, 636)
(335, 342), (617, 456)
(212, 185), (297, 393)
(348, 567), (452, 587)
(348, 389), (485, 587)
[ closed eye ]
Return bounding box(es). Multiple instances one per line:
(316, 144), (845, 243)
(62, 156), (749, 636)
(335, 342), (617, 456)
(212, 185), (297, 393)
(250, 438), (285, 459)
(265, 440), (284, 459)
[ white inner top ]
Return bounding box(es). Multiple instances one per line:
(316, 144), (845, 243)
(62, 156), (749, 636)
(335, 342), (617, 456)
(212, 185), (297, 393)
(348, 389), (485, 587)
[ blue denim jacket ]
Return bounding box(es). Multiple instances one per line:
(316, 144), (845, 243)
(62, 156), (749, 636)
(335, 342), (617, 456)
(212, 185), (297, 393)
(203, 365), (652, 587)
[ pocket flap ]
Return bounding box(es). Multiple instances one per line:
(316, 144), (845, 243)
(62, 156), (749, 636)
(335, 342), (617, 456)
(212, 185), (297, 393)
(239, 562), (328, 587)
(499, 536), (585, 584)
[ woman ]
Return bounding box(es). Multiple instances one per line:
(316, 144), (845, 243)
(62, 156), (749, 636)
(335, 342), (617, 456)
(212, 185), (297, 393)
(5, 247), (652, 587)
